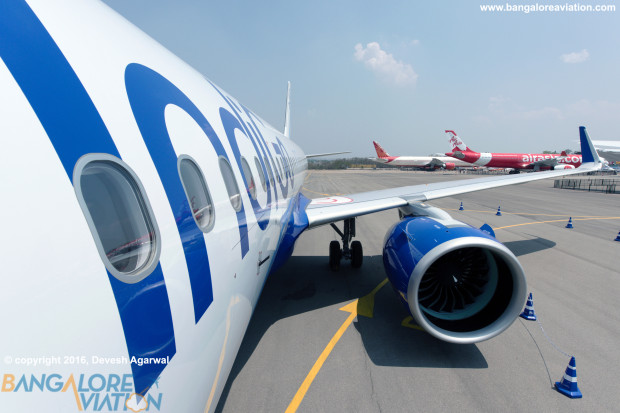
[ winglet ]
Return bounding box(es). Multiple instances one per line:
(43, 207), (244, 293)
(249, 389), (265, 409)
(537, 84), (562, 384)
(283, 81), (291, 138)
(579, 126), (601, 164)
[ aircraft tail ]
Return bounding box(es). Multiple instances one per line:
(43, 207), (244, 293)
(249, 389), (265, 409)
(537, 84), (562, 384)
(373, 141), (390, 158)
(283, 81), (291, 138)
(579, 126), (601, 164)
(445, 130), (474, 152)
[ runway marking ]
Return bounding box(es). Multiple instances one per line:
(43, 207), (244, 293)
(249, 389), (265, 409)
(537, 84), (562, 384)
(449, 208), (618, 218)
(401, 316), (424, 331)
(494, 216), (620, 230)
(302, 171), (346, 197)
(285, 278), (388, 413)
(204, 296), (239, 413)
(356, 278), (388, 318)
(310, 196), (353, 205)
(287, 185), (617, 410)
(302, 171), (339, 196)
(301, 186), (341, 197)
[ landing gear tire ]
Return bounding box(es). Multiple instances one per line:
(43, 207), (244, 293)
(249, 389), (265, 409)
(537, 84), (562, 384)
(351, 240), (363, 268)
(329, 240), (342, 271)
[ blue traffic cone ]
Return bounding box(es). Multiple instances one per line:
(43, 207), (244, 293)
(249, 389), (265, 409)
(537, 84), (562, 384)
(496, 206), (502, 216)
(459, 202), (464, 211)
(565, 217), (573, 229)
(555, 357), (582, 399)
(519, 292), (537, 321)
(614, 231), (620, 242)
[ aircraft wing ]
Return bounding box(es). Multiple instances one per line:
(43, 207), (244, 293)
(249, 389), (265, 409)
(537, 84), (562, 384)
(306, 151), (351, 158)
(305, 126), (602, 228)
(305, 161), (600, 227)
(592, 140), (620, 152)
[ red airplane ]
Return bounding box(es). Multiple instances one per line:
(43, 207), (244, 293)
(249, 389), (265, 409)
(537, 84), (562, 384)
(444, 130), (582, 173)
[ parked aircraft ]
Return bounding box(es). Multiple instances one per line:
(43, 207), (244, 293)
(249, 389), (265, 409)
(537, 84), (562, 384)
(0, 1), (603, 411)
(445, 130), (583, 173)
(592, 140), (620, 152)
(371, 141), (472, 170)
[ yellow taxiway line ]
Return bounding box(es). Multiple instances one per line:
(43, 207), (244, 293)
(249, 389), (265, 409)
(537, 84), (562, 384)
(285, 279), (388, 413)
(494, 216), (620, 230)
(286, 188), (619, 411)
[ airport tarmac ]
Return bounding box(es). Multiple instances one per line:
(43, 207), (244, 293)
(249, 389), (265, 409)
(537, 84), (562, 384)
(216, 170), (620, 413)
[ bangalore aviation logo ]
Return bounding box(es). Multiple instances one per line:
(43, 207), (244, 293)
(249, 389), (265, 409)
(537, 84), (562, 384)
(1, 373), (162, 411)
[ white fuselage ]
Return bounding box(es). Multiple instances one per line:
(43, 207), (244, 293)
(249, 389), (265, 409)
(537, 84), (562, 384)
(373, 156), (472, 168)
(0, 1), (306, 411)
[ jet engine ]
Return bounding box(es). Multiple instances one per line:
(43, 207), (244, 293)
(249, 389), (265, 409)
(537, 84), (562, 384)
(443, 162), (456, 170)
(384, 204), (527, 344)
(553, 164), (575, 170)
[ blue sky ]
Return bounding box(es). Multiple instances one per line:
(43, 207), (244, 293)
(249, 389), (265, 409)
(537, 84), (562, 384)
(102, 0), (619, 157)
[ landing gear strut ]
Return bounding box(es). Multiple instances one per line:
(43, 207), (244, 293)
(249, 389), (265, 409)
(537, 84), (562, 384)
(329, 218), (363, 271)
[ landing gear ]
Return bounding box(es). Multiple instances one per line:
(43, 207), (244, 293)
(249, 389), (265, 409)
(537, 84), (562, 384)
(351, 240), (363, 268)
(328, 218), (363, 271)
(329, 240), (341, 271)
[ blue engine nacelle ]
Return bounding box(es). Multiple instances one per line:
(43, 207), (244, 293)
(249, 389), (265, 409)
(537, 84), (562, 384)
(383, 204), (527, 344)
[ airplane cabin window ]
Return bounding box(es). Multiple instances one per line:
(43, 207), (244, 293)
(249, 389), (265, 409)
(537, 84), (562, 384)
(240, 157), (257, 200)
(265, 159), (275, 187)
(74, 156), (160, 283)
(253, 156), (267, 192)
(277, 160), (283, 181)
(270, 153), (281, 183)
(178, 156), (215, 232)
(219, 157), (242, 211)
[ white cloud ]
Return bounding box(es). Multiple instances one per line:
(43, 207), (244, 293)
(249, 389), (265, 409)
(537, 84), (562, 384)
(566, 99), (620, 119)
(561, 49), (589, 64)
(487, 96), (620, 123)
(411, 39), (420, 46)
(354, 42), (418, 86)
(472, 115), (493, 126)
(517, 106), (564, 120)
(488, 95), (509, 111)
(487, 96), (563, 120)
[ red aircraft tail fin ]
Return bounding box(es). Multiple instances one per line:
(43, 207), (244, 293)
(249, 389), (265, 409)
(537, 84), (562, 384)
(445, 130), (475, 153)
(373, 141), (390, 158)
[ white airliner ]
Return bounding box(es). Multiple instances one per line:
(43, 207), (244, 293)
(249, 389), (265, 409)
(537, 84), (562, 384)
(0, 1), (603, 412)
(371, 141), (473, 170)
(592, 140), (620, 152)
